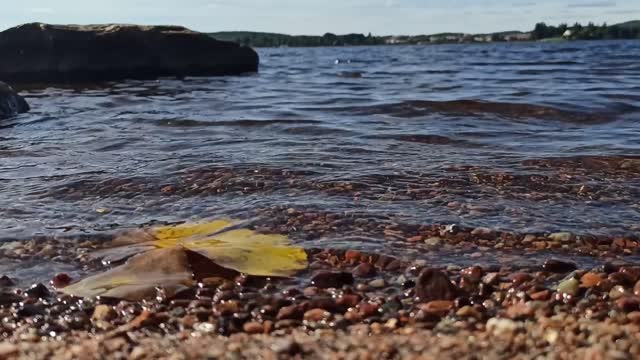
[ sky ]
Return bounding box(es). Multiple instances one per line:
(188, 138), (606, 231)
(2, 0), (639, 35)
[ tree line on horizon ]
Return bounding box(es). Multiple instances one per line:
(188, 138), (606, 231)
(532, 21), (640, 40)
(210, 20), (640, 47)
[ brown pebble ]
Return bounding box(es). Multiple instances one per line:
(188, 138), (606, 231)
(345, 250), (362, 263)
(529, 290), (551, 301)
(243, 322), (264, 334)
(511, 272), (533, 286)
(580, 273), (603, 288)
(51, 273), (72, 289)
(471, 227), (495, 240)
(415, 268), (459, 302)
(505, 302), (534, 319)
(461, 266), (484, 283)
(352, 263), (376, 278)
(0, 275), (15, 287)
(543, 259), (577, 273)
(277, 305), (304, 321)
(419, 300), (454, 315)
(0, 342), (18, 358)
(311, 271), (354, 289)
(456, 305), (481, 319)
(92, 305), (117, 322)
(336, 294), (361, 309)
(634, 281), (640, 296)
(304, 308), (331, 322)
(617, 296), (640, 312)
(358, 302), (379, 317)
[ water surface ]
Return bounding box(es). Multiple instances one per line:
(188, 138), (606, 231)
(1, 41), (639, 267)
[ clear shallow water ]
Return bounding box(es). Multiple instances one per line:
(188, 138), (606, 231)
(1, 40), (640, 252)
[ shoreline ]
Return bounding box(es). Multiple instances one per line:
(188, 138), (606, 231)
(2, 212), (640, 358)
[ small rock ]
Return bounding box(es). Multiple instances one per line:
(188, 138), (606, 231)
(556, 277), (579, 296)
(609, 285), (626, 300)
(471, 227), (495, 239)
(51, 273), (73, 289)
(243, 322), (264, 334)
(92, 305), (117, 322)
(635, 280), (640, 296)
(506, 302), (534, 319)
(543, 259), (577, 273)
(511, 272), (533, 286)
(311, 271), (354, 289)
(419, 300), (454, 315)
(0, 275), (14, 287)
(129, 347), (146, 360)
(548, 232), (573, 243)
(461, 266), (484, 283)
(25, 283), (50, 299)
(303, 308), (331, 322)
(415, 268), (459, 302)
(352, 263), (376, 278)
(425, 237), (442, 246)
(277, 305), (304, 321)
(580, 272), (603, 288)
(456, 305), (480, 318)
(336, 294), (361, 308)
(271, 339), (303, 356)
(529, 290), (551, 301)
(487, 317), (521, 336)
(358, 302), (379, 317)
(0, 291), (22, 306)
(482, 273), (500, 286)
(0, 342), (18, 358)
(616, 296), (640, 312)
(368, 279), (386, 288)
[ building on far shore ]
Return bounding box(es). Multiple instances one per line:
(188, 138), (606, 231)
(504, 32), (532, 41)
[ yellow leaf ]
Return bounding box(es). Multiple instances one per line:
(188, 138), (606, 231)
(151, 218), (235, 246)
(151, 222), (307, 277)
(64, 219), (308, 300)
(62, 248), (196, 301)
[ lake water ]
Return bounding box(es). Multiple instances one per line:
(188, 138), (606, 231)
(1, 40), (640, 276)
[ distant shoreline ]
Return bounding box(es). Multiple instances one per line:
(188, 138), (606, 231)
(210, 20), (640, 48)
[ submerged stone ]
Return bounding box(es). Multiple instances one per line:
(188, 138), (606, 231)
(0, 81), (29, 119)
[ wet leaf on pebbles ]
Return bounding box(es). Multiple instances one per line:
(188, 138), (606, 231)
(61, 219), (308, 300)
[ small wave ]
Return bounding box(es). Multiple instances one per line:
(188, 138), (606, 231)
(367, 134), (468, 146)
(151, 119), (322, 128)
(343, 100), (616, 123)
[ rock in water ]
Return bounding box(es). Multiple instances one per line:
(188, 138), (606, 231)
(415, 268), (459, 302)
(0, 23), (259, 83)
(0, 81), (29, 119)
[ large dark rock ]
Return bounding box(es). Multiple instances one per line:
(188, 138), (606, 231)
(0, 23), (259, 83)
(0, 81), (29, 119)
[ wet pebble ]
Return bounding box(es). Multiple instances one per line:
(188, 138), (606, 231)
(580, 272), (603, 288)
(548, 232), (573, 243)
(243, 321), (264, 334)
(311, 271), (354, 289)
(25, 283), (50, 299)
(352, 263), (375, 278)
(556, 277), (579, 296)
(303, 308), (331, 322)
(609, 285), (626, 300)
(543, 259), (577, 273)
(92, 305), (117, 322)
(415, 268), (459, 302)
(0, 275), (14, 287)
(419, 300), (454, 316)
